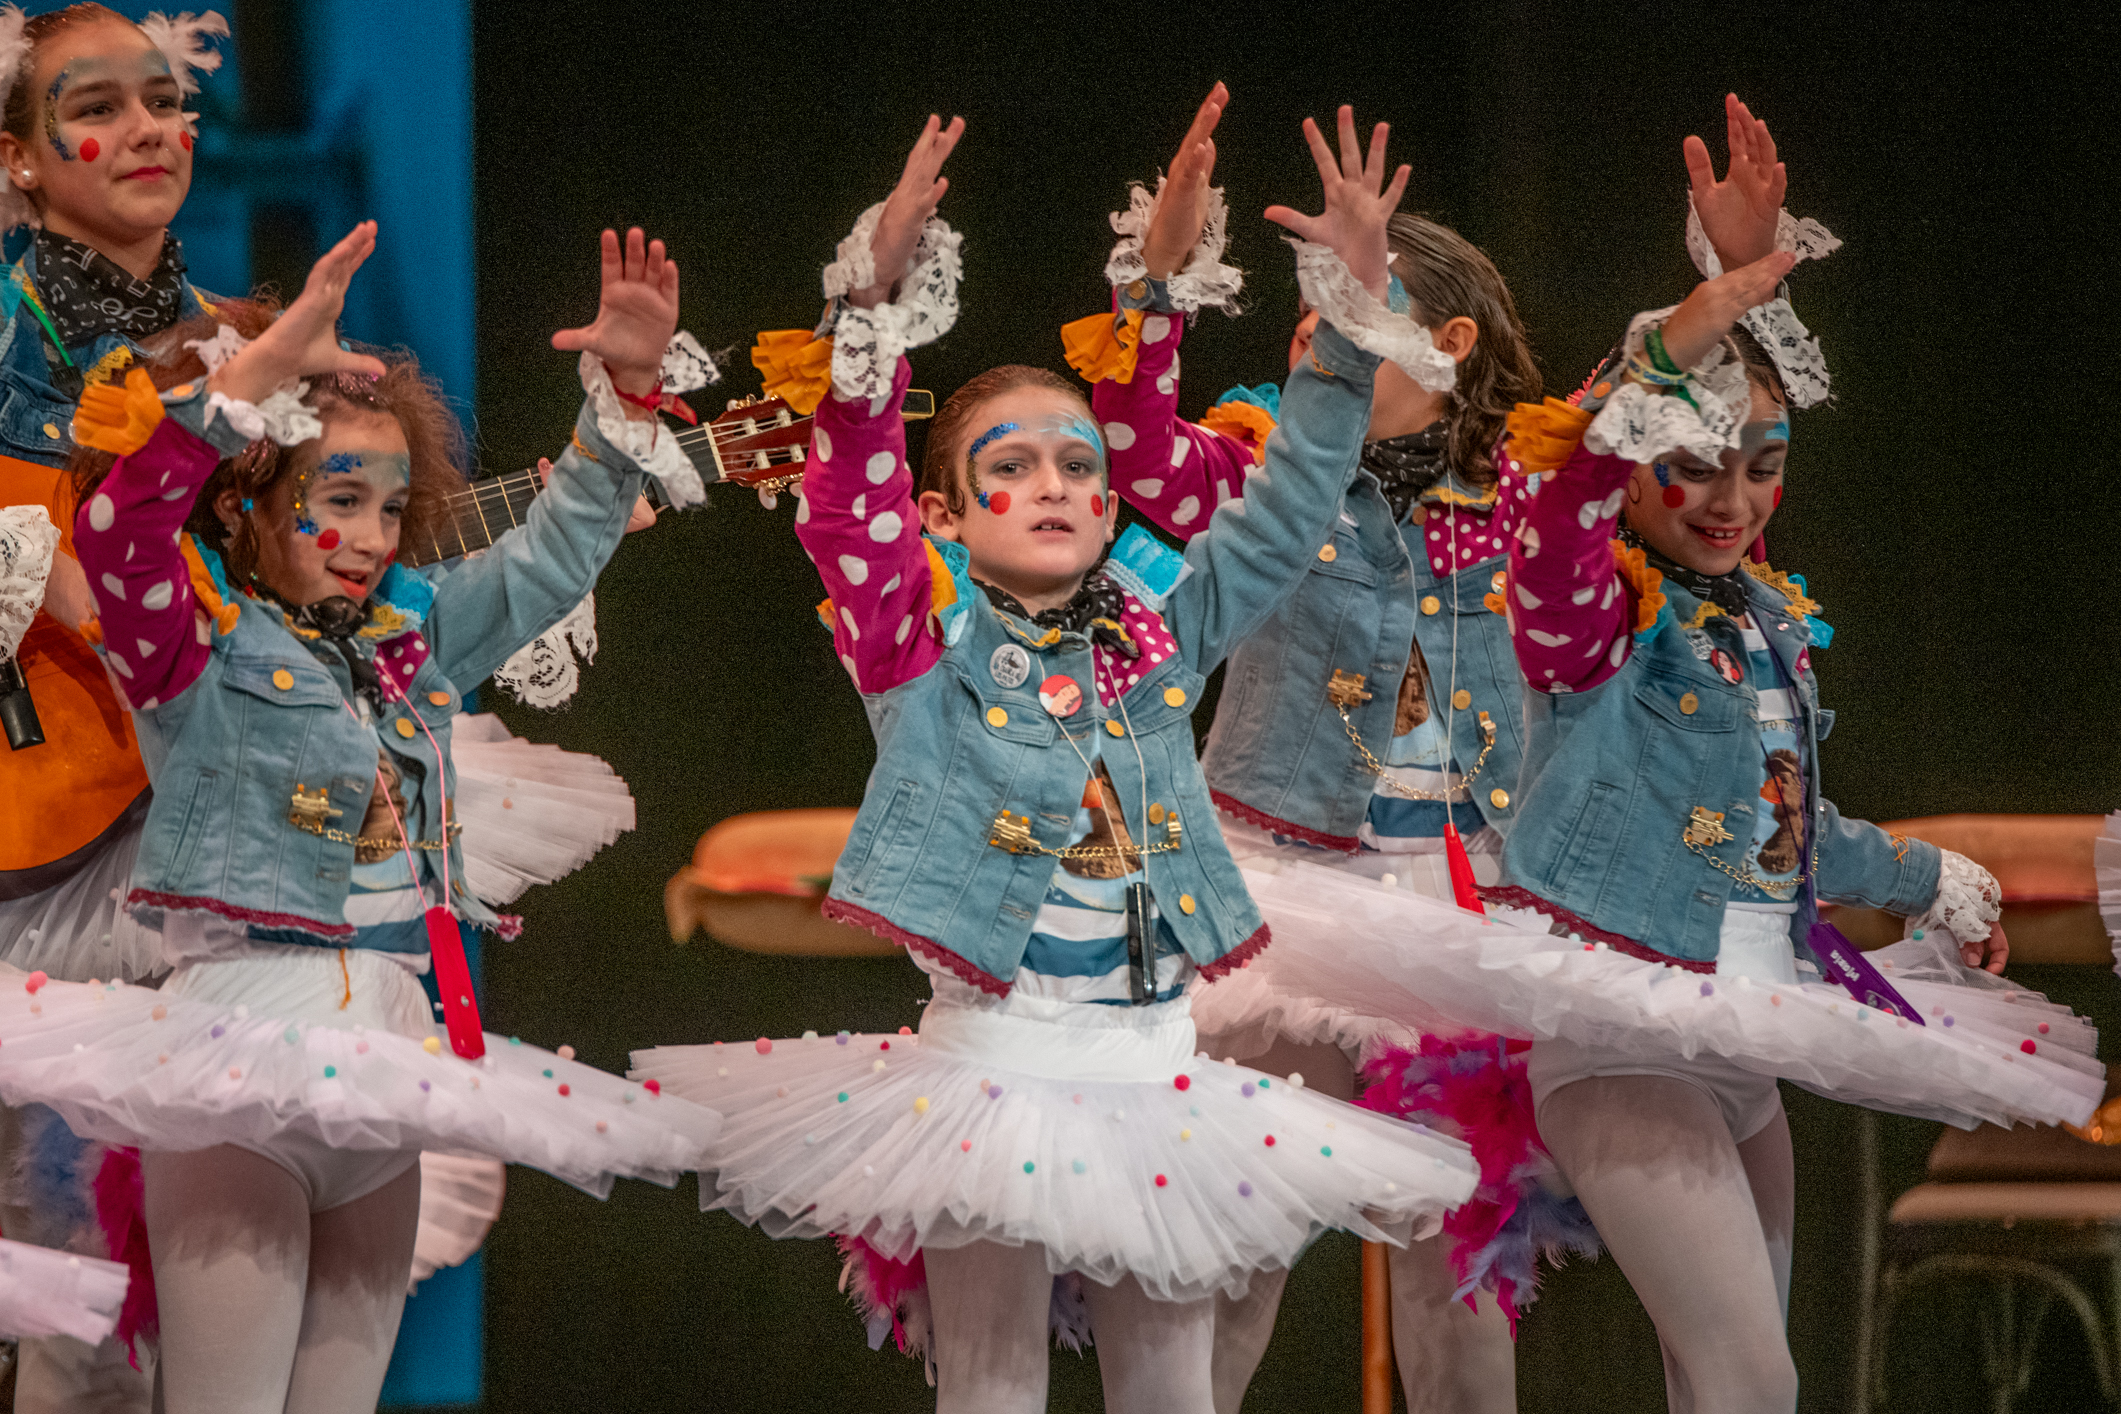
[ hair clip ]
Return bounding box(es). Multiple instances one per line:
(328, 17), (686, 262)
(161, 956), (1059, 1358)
(240, 497), (254, 512)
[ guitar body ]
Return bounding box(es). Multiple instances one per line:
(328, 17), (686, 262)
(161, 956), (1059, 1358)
(0, 453), (148, 875)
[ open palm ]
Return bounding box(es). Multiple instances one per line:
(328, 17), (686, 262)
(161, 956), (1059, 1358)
(1141, 83), (1227, 281)
(551, 228), (680, 393)
(1264, 107), (1409, 298)
(210, 222), (387, 403)
(1686, 94), (1787, 271)
(852, 114), (963, 311)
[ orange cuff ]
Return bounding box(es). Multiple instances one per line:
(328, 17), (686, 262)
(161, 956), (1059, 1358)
(1061, 309), (1143, 385)
(1610, 540), (1667, 637)
(753, 331), (834, 416)
(1199, 400), (1277, 466)
(72, 365), (166, 456)
(1504, 397), (1596, 477)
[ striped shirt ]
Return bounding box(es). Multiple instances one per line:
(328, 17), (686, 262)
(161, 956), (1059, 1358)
(1359, 707), (1500, 856)
(1731, 620), (1804, 906)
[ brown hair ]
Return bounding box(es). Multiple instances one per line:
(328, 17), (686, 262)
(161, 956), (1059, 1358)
(1725, 324), (1788, 406)
(68, 303), (470, 584)
(1386, 214), (1543, 488)
(916, 364), (1092, 516)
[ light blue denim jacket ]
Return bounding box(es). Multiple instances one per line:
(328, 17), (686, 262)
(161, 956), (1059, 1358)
(823, 323), (1382, 993)
(1200, 469), (1525, 849)
(123, 391), (645, 947)
(1500, 570), (1940, 965)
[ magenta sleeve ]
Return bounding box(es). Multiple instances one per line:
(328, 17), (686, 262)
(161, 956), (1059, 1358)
(1091, 313), (1257, 543)
(1506, 442), (1641, 695)
(71, 417), (223, 709)
(791, 355), (944, 695)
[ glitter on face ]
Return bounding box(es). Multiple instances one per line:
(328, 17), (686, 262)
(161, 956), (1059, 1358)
(967, 422), (1020, 463)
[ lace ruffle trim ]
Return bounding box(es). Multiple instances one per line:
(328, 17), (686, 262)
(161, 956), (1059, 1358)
(1907, 847), (2003, 945)
(0, 504), (58, 661)
(494, 592), (597, 710)
(578, 332), (712, 510)
(1103, 178), (1244, 316)
(1582, 306), (1756, 464)
(1683, 199), (1839, 409)
(1287, 240), (1456, 393)
(181, 325), (323, 447)
(821, 204), (963, 408)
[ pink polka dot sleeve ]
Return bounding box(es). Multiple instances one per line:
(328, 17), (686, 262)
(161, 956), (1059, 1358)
(71, 416), (222, 710)
(1505, 441), (1640, 695)
(1090, 312), (1255, 541)
(790, 355), (942, 696)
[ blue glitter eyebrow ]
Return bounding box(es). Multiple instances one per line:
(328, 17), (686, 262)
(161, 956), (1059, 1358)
(1767, 421), (1791, 443)
(321, 452), (363, 475)
(967, 423), (1020, 461)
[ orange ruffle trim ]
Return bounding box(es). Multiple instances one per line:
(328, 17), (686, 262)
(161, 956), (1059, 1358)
(1060, 309), (1143, 385)
(72, 365), (165, 456)
(179, 533), (242, 636)
(1609, 540), (1667, 637)
(1504, 397), (1595, 477)
(752, 330), (834, 416)
(1199, 400), (1276, 465)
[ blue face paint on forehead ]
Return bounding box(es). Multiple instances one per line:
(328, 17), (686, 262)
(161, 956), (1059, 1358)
(319, 450), (412, 489)
(966, 422), (1019, 463)
(1052, 413), (1106, 461)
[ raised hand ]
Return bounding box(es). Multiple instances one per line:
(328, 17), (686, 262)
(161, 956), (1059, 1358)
(1658, 248), (1798, 370)
(1264, 106), (1410, 299)
(1140, 83), (1228, 281)
(1685, 93), (1787, 272)
(551, 228), (680, 398)
(849, 114), (964, 311)
(209, 222), (387, 405)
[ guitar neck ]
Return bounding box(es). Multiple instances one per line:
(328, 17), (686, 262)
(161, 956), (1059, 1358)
(406, 391), (937, 566)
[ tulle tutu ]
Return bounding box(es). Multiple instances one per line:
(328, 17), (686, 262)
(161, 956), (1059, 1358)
(1224, 858), (2104, 1131)
(0, 953), (718, 1197)
(410, 1152), (506, 1291)
(0, 1237), (130, 1343)
(450, 714), (635, 906)
(0, 816), (166, 984)
(633, 991), (1479, 1303)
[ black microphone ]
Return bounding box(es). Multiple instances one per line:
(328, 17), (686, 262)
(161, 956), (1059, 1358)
(0, 655), (42, 750)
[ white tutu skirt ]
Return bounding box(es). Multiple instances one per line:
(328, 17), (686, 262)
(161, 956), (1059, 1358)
(410, 1152), (506, 1291)
(450, 714), (635, 907)
(0, 950), (718, 1197)
(1219, 859), (2105, 1132)
(632, 991), (1479, 1303)
(0, 814), (166, 984)
(0, 1237), (129, 1344)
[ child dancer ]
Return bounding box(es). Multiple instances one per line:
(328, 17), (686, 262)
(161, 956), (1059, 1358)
(0, 220), (718, 1414)
(1202, 184), (2105, 1414)
(635, 111), (1484, 1414)
(1066, 83), (1572, 1412)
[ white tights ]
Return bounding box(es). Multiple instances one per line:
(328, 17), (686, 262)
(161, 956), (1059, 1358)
(1201, 1038), (1517, 1414)
(142, 1146), (422, 1414)
(926, 1241), (1217, 1414)
(1537, 1075), (1797, 1414)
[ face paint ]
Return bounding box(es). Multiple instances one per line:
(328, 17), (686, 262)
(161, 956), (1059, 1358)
(1736, 416), (1790, 460)
(315, 528), (341, 550)
(1052, 413), (1106, 462)
(44, 71), (73, 159)
(179, 130), (192, 152)
(1661, 485), (1686, 509)
(79, 137), (99, 162)
(984, 491), (1011, 515)
(1652, 462), (1671, 488)
(966, 423), (1020, 463)
(295, 450), (411, 537)
(1090, 494), (1104, 517)
(1772, 486), (1783, 508)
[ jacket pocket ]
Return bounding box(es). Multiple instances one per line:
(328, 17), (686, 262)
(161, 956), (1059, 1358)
(842, 778), (920, 898)
(0, 370), (71, 462)
(223, 654), (344, 709)
(1634, 675), (1740, 733)
(166, 768), (220, 882)
(1554, 781), (1621, 901)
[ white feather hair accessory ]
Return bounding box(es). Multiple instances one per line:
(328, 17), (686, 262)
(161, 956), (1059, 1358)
(138, 11), (229, 98)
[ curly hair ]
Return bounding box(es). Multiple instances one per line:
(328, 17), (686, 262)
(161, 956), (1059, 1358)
(1386, 214), (1544, 487)
(916, 363), (1093, 517)
(68, 302), (471, 585)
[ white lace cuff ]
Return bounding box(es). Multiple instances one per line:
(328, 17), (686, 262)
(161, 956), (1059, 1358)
(1103, 178), (1244, 316)
(495, 592), (597, 709)
(205, 386), (321, 447)
(183, 325), (249, 374)
(822, 204), (963, 406)
(1287, 240), (1456, 393)
(0, 504), (58, 662)
(660, 331), (719, 395)
(1582, 307), (1753, 464)
(1907, 847), (2003, 945)
(1683, 199), (1838, 410)
(578, 352), (706, 510)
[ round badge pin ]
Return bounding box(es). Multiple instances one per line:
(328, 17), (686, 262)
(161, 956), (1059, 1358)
(1037, 674), (1083, 718)
(989, 643), (1031, 689)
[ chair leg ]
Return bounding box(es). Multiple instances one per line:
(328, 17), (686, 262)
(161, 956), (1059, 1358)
(1362, 1240), (1393, 1414)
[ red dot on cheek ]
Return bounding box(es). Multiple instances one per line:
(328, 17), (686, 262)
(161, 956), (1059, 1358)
(1772, 486), (1783, 508)
(986, 491), (1011, 516)
(79, 138), (99, 162)
(180, 131), (193, 152)
(1091, 494), (1104, 517)
(1661, 485), (1687, 509)
(315, 529), (341, 550)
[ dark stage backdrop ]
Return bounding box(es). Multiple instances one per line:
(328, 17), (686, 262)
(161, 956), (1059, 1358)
(465, 3), (2118, 1410)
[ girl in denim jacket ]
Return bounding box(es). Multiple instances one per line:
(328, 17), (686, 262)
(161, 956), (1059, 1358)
(0, 222), (719, 1413)
(1214, 185), (2104, 1413)
(635, 112), (1482, 1414)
